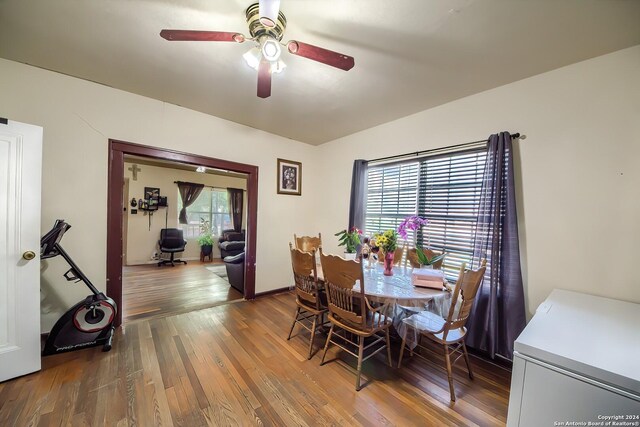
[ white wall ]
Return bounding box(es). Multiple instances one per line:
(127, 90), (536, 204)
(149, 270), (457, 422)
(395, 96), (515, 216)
(123, 162), (247, 265)
(0, 58), (319, 332)
(315, 45), (640, 318)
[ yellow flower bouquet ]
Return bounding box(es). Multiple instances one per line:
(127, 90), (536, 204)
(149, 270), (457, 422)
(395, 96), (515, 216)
(372, 229), (398, 253)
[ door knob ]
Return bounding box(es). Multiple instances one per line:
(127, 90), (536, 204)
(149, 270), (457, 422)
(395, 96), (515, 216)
(22, 251), (36, 260)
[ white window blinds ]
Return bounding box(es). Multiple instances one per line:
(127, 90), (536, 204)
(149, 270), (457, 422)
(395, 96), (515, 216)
(417, 149), (487, 280)
(365, 161), (419, 247)
(364, 147), (487, 280)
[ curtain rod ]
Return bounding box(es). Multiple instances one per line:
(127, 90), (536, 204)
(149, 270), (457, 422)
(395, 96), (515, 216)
(173, 181), (246, 192)
(367, 132), (522, 164)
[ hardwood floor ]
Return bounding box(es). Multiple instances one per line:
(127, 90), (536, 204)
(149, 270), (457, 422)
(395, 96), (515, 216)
(122, 261), (243, 322)
(0, 292), (511, 426)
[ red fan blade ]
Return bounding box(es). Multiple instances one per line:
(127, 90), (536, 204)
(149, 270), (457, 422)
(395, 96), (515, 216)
(257, 60), (271, 98)
(160, 30), (245, 43)
(287, 41), (354, 71)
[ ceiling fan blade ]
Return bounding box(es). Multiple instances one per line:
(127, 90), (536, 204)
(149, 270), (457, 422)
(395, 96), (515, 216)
(160, 30), (245, 43)
(286, 41), (354, 71)
(259, 0), (281, 27)
(257, 60), (271, 98)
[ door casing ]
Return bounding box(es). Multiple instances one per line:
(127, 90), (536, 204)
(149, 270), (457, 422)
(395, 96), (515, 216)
(106, 139), (259, 326)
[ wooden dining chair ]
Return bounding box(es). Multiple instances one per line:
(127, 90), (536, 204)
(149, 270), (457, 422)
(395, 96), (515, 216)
(406, 247), (446, 270)
(319, 249), (393, 391)
(287, 244), (329, 359)
(294, 233), (322, 253)
(397, 259), (487, 401)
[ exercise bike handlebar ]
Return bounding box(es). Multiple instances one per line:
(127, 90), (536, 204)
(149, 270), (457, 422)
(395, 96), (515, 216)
(41, 219), (71, 259)
(40, 219), (101, 296)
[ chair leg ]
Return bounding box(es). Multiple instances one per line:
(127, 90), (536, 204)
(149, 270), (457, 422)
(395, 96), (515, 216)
(411, 334), (419, 357)
(462, 341), (474, 380)
(355, 335), (365, 391)
(397, 334), (407, 368)
(308, 315), (318, 360)
(286, 307), (300, 340)
(385, 328), (393, 367)
(443, 344), (456, 401)
(320, 324), (334, 366)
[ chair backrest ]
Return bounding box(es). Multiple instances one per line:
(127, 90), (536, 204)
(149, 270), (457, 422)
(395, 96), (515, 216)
(443, 259), (487, 338)
(294, 233), (322, 253)
(221, 229), (245, 242)
(289, 243), (322, 310)
(406, 247), (445, 270)
(319, 249), (368, 329)
(160, 228), (185, 249)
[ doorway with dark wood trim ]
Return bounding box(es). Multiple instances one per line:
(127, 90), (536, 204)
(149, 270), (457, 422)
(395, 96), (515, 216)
(107, 139), (258, 326)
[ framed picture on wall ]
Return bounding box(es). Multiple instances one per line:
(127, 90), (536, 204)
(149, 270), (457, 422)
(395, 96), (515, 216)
(277, 158), (302, 196)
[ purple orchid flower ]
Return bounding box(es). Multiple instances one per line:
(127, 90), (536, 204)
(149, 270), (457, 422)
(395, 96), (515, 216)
(397, 215), (428, 239)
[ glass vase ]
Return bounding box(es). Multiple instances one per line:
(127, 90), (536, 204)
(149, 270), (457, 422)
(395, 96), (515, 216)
(383, 252), (394, 276)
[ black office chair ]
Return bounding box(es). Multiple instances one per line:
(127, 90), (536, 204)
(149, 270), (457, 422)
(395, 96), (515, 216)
(158, 228), (187, 267)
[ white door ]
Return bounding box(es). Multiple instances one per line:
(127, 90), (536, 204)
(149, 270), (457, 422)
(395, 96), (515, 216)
(0, 119), (43, 382)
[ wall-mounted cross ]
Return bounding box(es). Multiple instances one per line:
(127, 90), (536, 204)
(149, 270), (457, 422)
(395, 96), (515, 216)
(128, 164), (141, 180)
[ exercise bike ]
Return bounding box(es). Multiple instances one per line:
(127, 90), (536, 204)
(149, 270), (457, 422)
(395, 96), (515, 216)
(41, 219), (117, 355)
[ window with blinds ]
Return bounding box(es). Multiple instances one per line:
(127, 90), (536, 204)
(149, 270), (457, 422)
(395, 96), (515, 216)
(365, 161), (419, 247)
(364, 148), (486, 280)
(416, 149), (486, 280)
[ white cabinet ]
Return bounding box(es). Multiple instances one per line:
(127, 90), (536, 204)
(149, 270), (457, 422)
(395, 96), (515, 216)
(507, 290), (640, 426)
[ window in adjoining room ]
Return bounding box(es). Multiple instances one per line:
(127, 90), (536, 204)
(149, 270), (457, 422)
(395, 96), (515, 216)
(178, 188), (232, 238)
(364, 148), (486, 280)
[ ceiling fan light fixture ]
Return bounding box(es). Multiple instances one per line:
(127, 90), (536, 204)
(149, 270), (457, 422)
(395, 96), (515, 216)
(161, 1), (354, 99)
(261, 38), (281, 61)
(271, 59), (286, 74)
(258, 0), (280, 28)
(243, 47), (262, 70)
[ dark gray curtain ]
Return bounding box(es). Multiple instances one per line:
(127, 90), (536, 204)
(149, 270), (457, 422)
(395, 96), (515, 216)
(466, 131), (526, 360)
(348, 159), (368, 230)
(177, 181), (204, 224)
(227, 188), (244, 232)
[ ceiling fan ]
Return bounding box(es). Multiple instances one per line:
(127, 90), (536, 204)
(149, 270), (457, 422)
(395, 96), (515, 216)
(160, 0), (355, 98)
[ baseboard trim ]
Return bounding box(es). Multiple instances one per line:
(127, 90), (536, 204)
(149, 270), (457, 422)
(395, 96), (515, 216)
(254, 286), (292, 298)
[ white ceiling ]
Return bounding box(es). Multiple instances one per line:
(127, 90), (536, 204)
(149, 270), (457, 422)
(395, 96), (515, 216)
(1, 1), (639, 145)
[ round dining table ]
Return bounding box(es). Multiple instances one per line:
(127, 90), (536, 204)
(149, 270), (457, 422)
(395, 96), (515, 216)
(356, 264), (448, 306)
(316, 261), (453, 350)
(316, 262), (449, 307)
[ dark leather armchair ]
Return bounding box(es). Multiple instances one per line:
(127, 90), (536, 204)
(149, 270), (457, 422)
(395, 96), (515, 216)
(218, 229), (246, 258)
(158, 228), (187, 267)
(223, 252), (245, 293)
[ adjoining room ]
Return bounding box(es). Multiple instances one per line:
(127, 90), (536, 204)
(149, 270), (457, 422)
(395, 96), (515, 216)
(121, 155), (249, 321)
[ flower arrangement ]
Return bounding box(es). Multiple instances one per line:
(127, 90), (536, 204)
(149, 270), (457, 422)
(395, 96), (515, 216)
(396, 215), (445, 267)
(372, 229), (398, 253)
(397, 215), (428, 240)
(335, 227), (363, 253)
